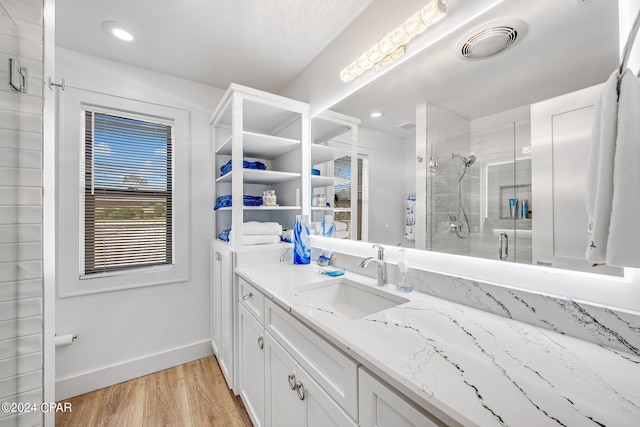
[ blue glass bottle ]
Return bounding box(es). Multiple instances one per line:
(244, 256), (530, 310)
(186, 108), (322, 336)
(293, 215), (310, 264)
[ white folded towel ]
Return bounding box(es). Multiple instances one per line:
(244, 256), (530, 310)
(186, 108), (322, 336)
(335, 221), (348, 232)
(241, 235), (281, 246)
(586, 70), (619, 264)
(606, 69), (640, 267)
(240, 221), (282, 236)
(336, 231), (349, 239)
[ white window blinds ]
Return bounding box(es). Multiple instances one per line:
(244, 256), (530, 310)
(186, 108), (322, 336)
(83, 110), (174, 275)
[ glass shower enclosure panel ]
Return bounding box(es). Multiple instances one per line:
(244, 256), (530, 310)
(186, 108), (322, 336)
(427, 122), (532, 263)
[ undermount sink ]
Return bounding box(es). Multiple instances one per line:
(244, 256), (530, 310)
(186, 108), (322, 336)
(296, 279), (408, 319)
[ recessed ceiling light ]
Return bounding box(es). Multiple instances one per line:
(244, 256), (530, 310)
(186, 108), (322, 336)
(370, 111), (383, 118)
(102, 21), (137, 43)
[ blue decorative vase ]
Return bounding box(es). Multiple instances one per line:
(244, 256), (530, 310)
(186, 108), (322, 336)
(294, 215), (310, 264)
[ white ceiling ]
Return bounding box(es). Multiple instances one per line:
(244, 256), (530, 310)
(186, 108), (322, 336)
(55, 0), (374, 93)
(56, 0), (620, 139)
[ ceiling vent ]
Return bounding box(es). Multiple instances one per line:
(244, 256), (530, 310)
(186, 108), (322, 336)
(458, 21), (523, 60)
(398, 121), (416, 130)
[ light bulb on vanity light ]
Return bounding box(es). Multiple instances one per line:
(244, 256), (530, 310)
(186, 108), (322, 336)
(340, 0), (446, 83)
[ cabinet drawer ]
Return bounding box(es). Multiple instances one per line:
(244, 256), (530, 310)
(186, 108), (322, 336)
(238, 277), (265, 325)
(265, 299), (358, 419)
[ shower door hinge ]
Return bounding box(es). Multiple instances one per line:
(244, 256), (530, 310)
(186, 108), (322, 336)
(48, 77), (66, 91)
(9, 59), (28, 93)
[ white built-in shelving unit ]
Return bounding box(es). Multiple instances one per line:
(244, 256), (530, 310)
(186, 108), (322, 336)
(309, 110), (359, 239)
(210, 84), (310, 250)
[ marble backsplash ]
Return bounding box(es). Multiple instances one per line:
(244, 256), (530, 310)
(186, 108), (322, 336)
(323, 250), (640, 357)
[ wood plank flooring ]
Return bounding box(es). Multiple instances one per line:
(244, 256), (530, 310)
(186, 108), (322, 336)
(56, 356), (252, 427)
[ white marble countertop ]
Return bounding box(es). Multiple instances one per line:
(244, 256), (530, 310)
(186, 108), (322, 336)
(236, 263), (640, 427)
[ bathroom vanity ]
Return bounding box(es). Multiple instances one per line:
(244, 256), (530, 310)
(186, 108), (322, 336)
(231, 262), (640, 427)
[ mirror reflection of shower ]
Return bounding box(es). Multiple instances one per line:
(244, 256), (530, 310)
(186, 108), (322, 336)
(450, 153), (476, 238)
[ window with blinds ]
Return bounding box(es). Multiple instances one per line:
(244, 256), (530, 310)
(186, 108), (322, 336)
(83, 110), (174, 276)
(334, 155), (368, 240)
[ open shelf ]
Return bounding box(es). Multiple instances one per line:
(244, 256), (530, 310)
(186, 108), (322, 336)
(311, 144), (350, 164)
(216, 131), (300, 159)
(217, 170), (301, 185)
(311, 175), (349, 187)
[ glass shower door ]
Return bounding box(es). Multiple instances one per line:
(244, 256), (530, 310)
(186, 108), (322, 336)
(427, 121), (532, 264)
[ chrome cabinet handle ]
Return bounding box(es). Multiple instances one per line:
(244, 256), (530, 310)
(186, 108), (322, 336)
(257, 336), (264, 349)
(499, 232), (509, 261)
(215, 252), (222, 261)
(296, 382), (305, 400)
(288, 374), (297, 390)
(242, 293), (252, 301)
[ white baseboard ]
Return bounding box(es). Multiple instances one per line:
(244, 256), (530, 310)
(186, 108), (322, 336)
(55, 340), (213, 401)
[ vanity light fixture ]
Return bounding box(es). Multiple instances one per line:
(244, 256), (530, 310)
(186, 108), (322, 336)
(340, 0), (446, 83)
(102, 21), (137, 42)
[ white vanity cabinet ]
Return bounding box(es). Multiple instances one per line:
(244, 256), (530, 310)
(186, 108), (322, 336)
(264, 333), (356, 427)
(210, 241), (233, 388)
(359, 369), (446, 427)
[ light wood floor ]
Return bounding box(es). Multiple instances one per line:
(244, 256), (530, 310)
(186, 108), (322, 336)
(56, 356), (252, 427)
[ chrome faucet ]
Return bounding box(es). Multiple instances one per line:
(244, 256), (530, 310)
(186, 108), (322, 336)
(359, 244), (388, 286)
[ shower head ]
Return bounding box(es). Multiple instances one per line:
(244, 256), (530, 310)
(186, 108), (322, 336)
(451, 153), (476, 167)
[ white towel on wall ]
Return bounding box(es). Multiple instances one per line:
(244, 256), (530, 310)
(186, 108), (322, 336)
(606, 70), (640, 267)
(335, 221), (348, 232)
(586, 70), (619, 264)
(336, 231), (349, 239)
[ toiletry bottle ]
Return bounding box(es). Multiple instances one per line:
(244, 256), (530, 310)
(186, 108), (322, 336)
(397, 249), (412, 292)
(322, 215), (335, 237)
(509, 198), (518, 219)
(521, 199), (528, 219)
(293, 215), (310, 264)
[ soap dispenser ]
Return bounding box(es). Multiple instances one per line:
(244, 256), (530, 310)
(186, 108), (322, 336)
(397, 249), (412, 292)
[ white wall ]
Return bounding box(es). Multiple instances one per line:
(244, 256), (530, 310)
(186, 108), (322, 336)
(359, 127), (410, 245)
(54, 48), (224, 400)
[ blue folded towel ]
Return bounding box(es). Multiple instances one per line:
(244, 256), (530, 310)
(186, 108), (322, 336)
(214, 195), (264, 210)
(311, 168), (321, 176)
(220, 160), (267, 176)
(218, 228), (231, 242)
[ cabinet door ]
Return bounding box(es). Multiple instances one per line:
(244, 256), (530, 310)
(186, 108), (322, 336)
(219, 248), (233, 386)
(238, 305), (265, 427)
(359, 369), (445, 427)
(264, 333), (301, 427)
(296, 367), (357, 427)
(211, 246), (233, 388)
(210, 248), (222, 356)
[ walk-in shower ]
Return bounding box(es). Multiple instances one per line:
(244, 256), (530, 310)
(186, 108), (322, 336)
(450, 153), (476, 238)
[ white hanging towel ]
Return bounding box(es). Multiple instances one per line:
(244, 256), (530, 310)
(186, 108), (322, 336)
(606, 70), (640, 267)
(586, 71), (619, 264)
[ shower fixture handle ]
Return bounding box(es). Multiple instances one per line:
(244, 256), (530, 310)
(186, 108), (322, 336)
(499, 232), (509, 261)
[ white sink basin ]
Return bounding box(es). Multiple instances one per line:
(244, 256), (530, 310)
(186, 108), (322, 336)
(296, 279), (408, 319)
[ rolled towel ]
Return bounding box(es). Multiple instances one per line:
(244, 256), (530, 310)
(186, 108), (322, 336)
(242, 221), (282, 236)
(336, 231), (349, 239)
(335, 221), (348, 232)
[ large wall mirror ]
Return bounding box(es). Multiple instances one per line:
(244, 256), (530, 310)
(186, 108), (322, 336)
(321, 0), (623, 276)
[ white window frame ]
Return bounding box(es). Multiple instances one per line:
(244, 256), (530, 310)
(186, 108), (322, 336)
(57, 88), (190, 296)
